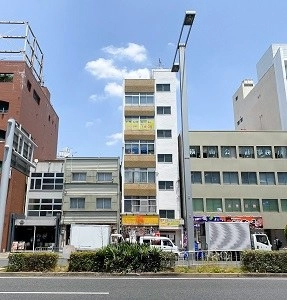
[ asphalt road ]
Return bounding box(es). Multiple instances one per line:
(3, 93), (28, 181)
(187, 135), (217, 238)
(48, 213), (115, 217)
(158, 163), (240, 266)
(0, 276), (287, 300)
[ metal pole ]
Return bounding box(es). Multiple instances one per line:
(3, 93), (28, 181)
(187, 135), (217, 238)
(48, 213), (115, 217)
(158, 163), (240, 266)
(0, 119), (15, 250)
(178, 44), (195, 252)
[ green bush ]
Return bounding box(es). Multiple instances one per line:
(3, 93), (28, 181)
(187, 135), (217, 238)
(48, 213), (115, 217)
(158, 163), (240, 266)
(68, 242), (176, 273)
(241, 250), (287, 273)
(7, 252), (59, 272)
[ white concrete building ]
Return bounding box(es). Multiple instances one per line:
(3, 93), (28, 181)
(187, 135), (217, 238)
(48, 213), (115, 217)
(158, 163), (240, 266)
(233, 44), (287, 130)
(121, 69), (182, 246)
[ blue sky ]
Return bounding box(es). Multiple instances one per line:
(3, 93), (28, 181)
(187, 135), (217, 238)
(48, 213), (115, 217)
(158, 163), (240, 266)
(1, 1), (287, 157)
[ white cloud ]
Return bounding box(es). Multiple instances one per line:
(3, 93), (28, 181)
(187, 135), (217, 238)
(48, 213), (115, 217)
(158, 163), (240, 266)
(168, 42), (175, 47)
(124, 68), (150, 79)
(85, 121), (94, 128)
(106, 132), (122, 146)
(89, 94), (106, 103)
(104, 82), (123, 98)
(103, 43), (147, 63)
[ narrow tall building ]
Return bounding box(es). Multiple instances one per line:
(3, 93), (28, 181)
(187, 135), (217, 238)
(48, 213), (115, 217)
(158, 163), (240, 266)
(0, 22), (59, 249)
(233, 44), (287, 130)
(121, 69), (183, 246)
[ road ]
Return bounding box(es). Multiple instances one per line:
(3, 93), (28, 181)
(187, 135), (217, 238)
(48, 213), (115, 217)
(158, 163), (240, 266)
(0, 276), (286, 299)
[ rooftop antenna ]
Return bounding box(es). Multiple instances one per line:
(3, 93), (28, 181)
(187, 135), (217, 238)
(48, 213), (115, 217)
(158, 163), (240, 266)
(158, 58), (164, 68)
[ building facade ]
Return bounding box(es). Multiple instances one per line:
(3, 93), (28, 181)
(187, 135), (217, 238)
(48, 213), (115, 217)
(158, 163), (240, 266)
(188, 130), (287, 245)
(0, 22), (59, 249)
(233, 44), (287, 131)
(121, 69), (182, 246)
(61, 157), (121, 247)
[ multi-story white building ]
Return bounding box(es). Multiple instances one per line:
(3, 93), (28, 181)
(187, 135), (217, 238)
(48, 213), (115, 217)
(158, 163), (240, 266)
(121, 69), (182, 246)
(233, 44), (287, 131)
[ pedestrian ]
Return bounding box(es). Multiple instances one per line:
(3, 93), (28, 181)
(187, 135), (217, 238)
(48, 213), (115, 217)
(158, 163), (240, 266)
(274, 237), (282, 250)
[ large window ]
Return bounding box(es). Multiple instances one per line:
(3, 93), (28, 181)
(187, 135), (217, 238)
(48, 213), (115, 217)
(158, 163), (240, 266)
(225, 199), (241, 212)
(0, 130), (5, 141)
(191, 172), (202, 184)
(125, 168), (155, 183)
(275, 146), (287, 158)
(206, 198), (222, 212)
(193, 198), (204, 212)
(203, 146), (218, 158)
(157, 130), (172, 138)
(70, 198), (85, 209)
(223, 172), (239, 185)
(256, 146), (272, 158)
(96, 198), (111, 209)
(157, 106), (171, 114)
(124, 196), (156, 213)
(243, 199), (260, 212)
(159, 210), (175, 219)
(190, 146), (201, 158)
(221, 146), (236, 158)
(0, 100), (9, 113)
(125, 140), (154, 155)
(281, 199), (287, 212)
(0, 73), (13, 82)
(241, 172), (257, 184)
(30, 172), (64, 190)
(72, 172), (86, 182)
(262, 199), (279, 212)
(125, 116), (154, 130)
(278, 172), (287, 185)
(259, 172), (275, 185)
(125, 92), (154, 106)
(158, 154), (172, 163)
(97, 172), (112, 182)
(27, 198), (62, 217)
(204, 172), (220, 184)
(158, 181), (174, 190)
(239, 146), (255, 158)
(33, 89), (40, 104)
(156, 84), (170, 92)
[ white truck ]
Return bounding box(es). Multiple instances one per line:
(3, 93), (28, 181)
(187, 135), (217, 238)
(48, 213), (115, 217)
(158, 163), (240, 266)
(69, 224), (123, 251)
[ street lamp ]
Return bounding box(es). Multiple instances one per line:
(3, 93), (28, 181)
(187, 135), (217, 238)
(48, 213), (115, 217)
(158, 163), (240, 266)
(171, 11), (196, 253)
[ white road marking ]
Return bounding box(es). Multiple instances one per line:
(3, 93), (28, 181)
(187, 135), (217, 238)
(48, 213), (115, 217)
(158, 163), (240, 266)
(0, 292), (109, 295)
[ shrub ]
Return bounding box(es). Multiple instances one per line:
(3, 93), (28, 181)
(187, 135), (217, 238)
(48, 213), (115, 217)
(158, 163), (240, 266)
(7, 252), (58, 272)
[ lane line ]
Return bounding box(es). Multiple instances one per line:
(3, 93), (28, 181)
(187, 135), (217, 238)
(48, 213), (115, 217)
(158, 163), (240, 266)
(0, 292), (109, 295)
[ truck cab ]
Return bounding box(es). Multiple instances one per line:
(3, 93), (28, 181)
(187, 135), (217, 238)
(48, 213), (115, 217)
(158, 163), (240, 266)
(251, 233), (272, 250)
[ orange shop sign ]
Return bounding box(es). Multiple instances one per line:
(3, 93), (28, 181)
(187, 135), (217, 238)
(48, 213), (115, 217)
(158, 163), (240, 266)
(121, 215), (159, 226)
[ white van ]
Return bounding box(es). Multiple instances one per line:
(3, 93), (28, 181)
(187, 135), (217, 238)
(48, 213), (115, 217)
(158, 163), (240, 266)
(139, 236), (180, 257)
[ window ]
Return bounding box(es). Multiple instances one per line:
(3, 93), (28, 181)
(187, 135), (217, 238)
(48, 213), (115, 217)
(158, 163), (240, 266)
(241, 172), (257, 184)
(157, 130), (172, 138)
(125, 168), (155, 183)
(70, 198), (85, 209)
(0, 73), (13, 82)
(158, 181), (174, 190)
(124, 196), (156, 213)
(243, 199), (260, 212)
(206, 198), (222, 212)
(27, 80), (31, 92)
(262, 199), (279, 212)
(193, 198), (204, 212)
(158, 154), (172, 163)
(281, 199), (287, 212)
(203, 146), (218, 158)
(256, 146), (272, 158)
(72, 172), (86, 182)
(96, 198), (111, 209)
(204, 172), (220, 184)
(0, 130), (5, 141)
(0, 100), (9, 113)
(157, 106), (171, 114)
(33, 90), (40, 104)
(97, 172), (112, 182)
(275, 146), (287, 158)
(159, 210), (175, 218)
(125, 92), (154, 106)
(223, 172), (239, 185)
(27, 198), (62, 217)
(259, 172), (275, 185)
(191, 172), (202, 184)
(225, 199), (241, 212)
(278, 172), (287, 185)
(125, 140), (154, 155)
(156, 84), (170, 92)
(221, 146), (236, 158)
(29, 172), (64, 190)
(190, 146), (200, 158)
(125, 116), (154, 130)
(239, 146), (255, 158)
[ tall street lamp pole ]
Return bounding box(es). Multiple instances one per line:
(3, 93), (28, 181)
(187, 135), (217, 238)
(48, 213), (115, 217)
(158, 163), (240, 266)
(171, 11), (196, 252)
